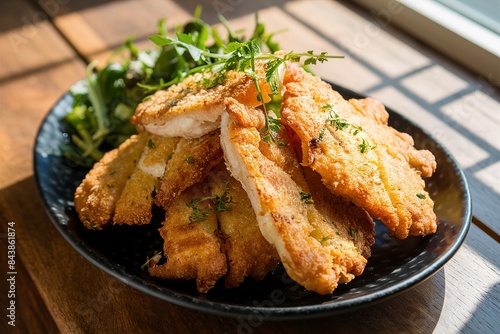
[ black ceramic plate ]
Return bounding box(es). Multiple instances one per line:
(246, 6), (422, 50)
(34, 83), (471, 320)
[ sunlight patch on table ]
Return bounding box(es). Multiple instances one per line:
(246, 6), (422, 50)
(474, 161), (500, 195)
(370, 86), (489, 169)
(54, 0), (192, 58)
(0, 22), (76, 81)
(222, 5), (383, 91)
(285, 0), (432, 79)
(441, 90), (500, 151)
(436, 225), (500, 332)
(401, 65), (469, 104)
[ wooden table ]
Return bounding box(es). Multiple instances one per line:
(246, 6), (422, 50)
(1, 0), (498, 333)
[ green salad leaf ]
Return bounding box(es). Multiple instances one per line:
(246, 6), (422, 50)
(62, 9), (281, 167)
(61, 8), (342, 167)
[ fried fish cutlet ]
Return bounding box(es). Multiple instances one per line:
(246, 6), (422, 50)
(302, 167), (374, 261)
(113, 135), (179, 225)
(207, 164), (279, 288)
(148, 181), (227, 293)
(284, 118), (375, 260)
(154, 130), (223, 209)
(258, 112), (374, 284)
(348, 97), (436, 179)
(221, 97), (371, 294)
(74, 133), (149, 230)
(132, 64), (273, 139)
(281, 62), (437, 239)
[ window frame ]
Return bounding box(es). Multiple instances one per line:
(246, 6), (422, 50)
(349, 0), (500, 83)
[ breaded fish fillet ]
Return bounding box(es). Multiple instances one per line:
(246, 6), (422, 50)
(148, 181), (227, 293)
(132, 65), (273, 139)
(74, 133), (149, 230)
(207, 165), (280, 288)
(113, 135), (179, 225)
(281, 62), (437, 239)
(154, 130), (223, 208)
(221, 98), (372, 294)
(302, 167), (374, 262)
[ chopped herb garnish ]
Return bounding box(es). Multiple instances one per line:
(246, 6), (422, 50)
(261, 117), (282, 143)
(300, 191), (314, 204)
(148, 139), (156, 148)
(186, 198), (210, 223)
(323, 105), (362, 135)
(167, 99), (179, 108)
(186, 156), (194, 164)
(212, 189), (237, 213)
(186, 184), (236, 223)
(348, 228), (357, 238)
(320, 236), (330, 245)
(416, 193), (426, 199)
(318, 127), (326, 142)
(359, 139), (376, 153)
(328, 112), (350, 131)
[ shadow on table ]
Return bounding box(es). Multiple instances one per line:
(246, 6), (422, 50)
(270, 270), (446, 334)
(172, 0), (300, 24)
(460, 282), (500, 333)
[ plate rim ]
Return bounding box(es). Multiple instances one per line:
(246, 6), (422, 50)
(33, 81), (472, 320)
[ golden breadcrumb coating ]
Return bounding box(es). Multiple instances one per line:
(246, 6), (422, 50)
(74, 133), (148, 230)
(148, 182), (227, 293)
(154, 130), (223, 208)
(281, 62), (436, 239)
(220, 97), (373, 294)
(132, 64), (272, 139)
(302, 167), (375, 262)
(113, 135), (179, 225)
(74, 53), (438, 294)
(208, 165), (280, 288)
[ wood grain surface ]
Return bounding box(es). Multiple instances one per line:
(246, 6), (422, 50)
(0, 0), (498, 333)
